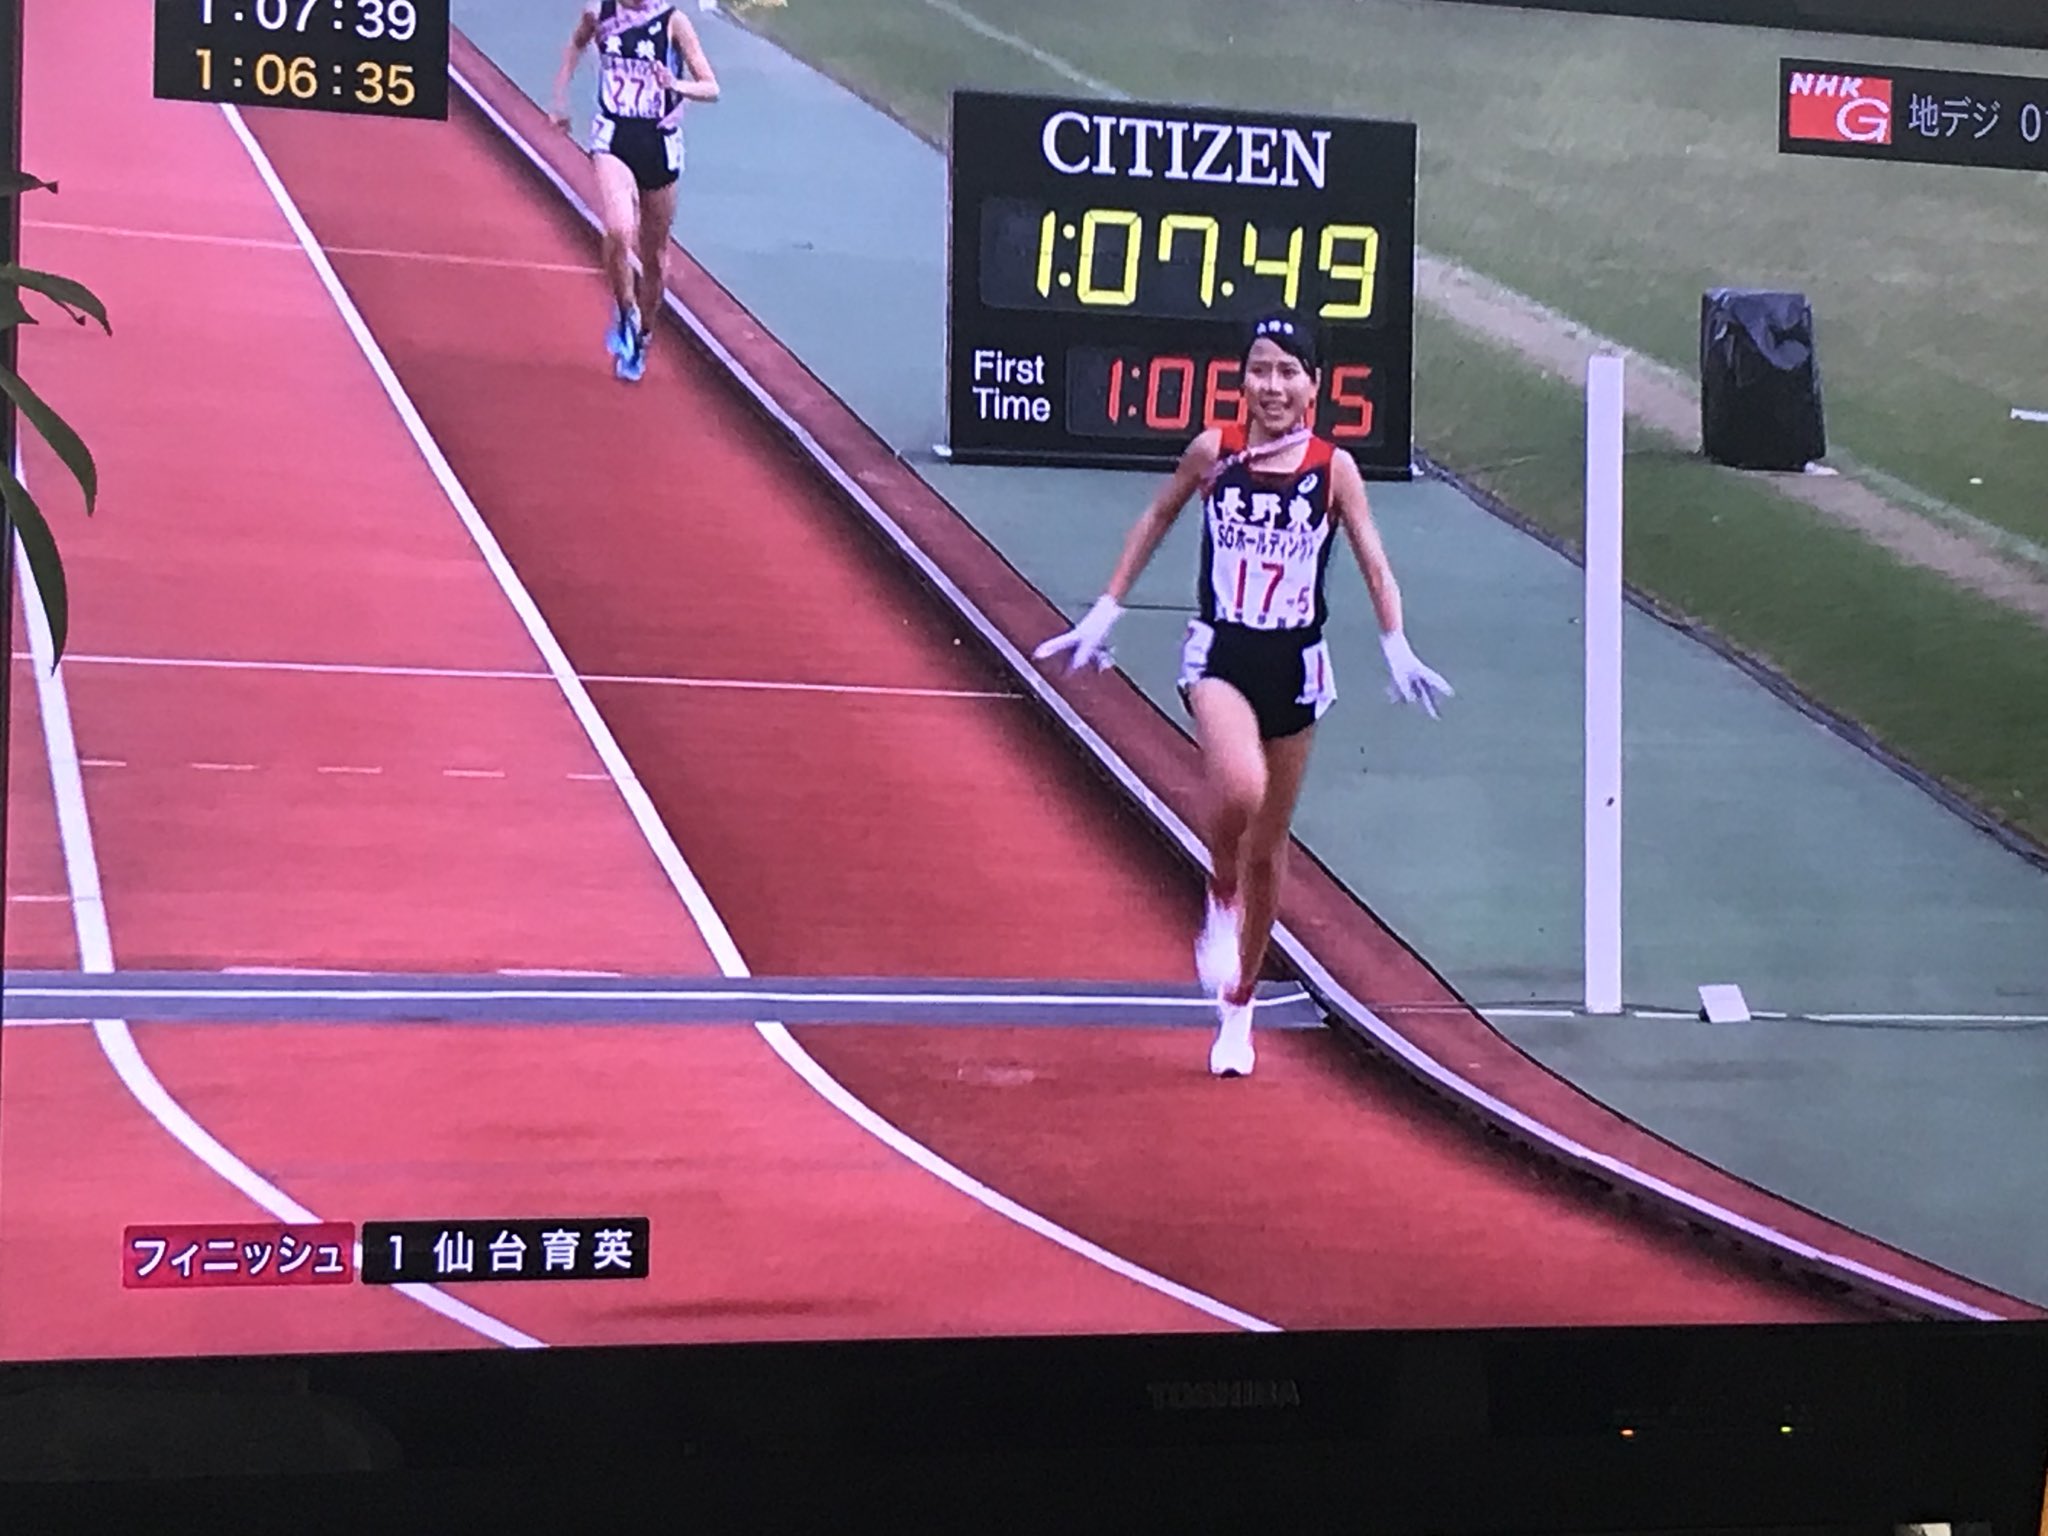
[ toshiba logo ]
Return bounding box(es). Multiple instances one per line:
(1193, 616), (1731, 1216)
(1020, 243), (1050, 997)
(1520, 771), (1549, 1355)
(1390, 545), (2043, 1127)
(1786, 71), (1893, 144)
(1147, 1379), (1303, 1411)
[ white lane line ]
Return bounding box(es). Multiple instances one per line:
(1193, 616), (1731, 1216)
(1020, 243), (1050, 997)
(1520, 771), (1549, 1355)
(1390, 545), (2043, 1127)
(54, 761), (561, 782)
(1811, 1011), (2048, 1025)
(24, 219), (304, 253)
(25, 219), (596, 274)
(566, 772), (610, 782)
(8, 894), (75, 904)
(1479, 1006), (2048, 1027)
(584, 672), (1021, 701)
(218, 106), (557, 1347)
(18, 651), (1016, 700)
(80, 758), (127, 768)
(16, 651), (547, 681)
(99, 110), (549, 1351)
(464, 58), (2010, 1323)
(6, 983), (1313, 1011)
(12, 546), (108, 967)
(909, 0), (1120, 94)
(327, 245), (595, 275)
(223, 966), (380, 976)
(472, 71), (1285, 1335)
(14, 468), (539, 1353)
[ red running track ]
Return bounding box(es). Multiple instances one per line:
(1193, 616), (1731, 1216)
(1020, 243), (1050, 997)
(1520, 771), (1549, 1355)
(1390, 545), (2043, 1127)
(2, 0), (1213, 1358)
(0, 0), (1937, 1361)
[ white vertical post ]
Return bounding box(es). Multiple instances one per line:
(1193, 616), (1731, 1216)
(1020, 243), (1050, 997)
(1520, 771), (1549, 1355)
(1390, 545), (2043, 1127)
(1584, 354), (1625, 1016)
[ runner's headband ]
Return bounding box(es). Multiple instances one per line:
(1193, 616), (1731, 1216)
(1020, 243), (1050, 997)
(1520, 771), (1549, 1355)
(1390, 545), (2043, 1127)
(1245, 313), (1320, 372)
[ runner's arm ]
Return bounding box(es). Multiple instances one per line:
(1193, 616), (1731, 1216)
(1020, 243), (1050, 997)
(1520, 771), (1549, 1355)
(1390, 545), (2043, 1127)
(550, 7), (599, 127)
(1101, 429), (1222, 603)
(1033, 430), (1219, 673)
(1331, 448), (1404, 635)
(1335, 449), (1453, 716)
(661, 14), (721, 102)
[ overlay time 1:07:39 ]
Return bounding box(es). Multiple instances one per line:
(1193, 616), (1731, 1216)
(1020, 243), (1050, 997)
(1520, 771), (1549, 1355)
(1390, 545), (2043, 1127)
(156, 0), (447, 119)
(192, 0), (420, 28)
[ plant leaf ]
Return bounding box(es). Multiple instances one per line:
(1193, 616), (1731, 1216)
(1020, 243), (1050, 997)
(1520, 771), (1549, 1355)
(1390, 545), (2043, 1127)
(0, 368), (96, 513)
(1, 467), (69, 663)
(0, 266), (111, 332)
(0, 287), (34, 328)
(1, 171), (58, 197)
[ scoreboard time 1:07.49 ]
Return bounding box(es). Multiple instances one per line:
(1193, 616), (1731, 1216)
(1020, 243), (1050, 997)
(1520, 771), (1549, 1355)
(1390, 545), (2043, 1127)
(946, 91), (1417, 475)
(154, 0), (448, 120)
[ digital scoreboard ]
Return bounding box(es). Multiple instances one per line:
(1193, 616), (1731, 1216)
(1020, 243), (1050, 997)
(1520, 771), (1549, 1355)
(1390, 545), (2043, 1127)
(154, 0), (449, 120)
(1780, 57), (2048, 173)
(946, 91), (1417, 476)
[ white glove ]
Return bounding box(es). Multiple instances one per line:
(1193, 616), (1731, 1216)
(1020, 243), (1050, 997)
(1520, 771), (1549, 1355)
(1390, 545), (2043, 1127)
(1380, 630), (1453, 718)
(1033, 595), (1122, 673)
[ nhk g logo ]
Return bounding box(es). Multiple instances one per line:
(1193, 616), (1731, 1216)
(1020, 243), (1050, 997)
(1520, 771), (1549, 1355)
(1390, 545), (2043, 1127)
(1787, 71), (1894, 145)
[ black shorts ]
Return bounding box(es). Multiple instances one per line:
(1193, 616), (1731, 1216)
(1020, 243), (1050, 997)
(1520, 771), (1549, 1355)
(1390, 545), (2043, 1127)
(1177, 620), (1337, 741)
(593, 114), (683, 193)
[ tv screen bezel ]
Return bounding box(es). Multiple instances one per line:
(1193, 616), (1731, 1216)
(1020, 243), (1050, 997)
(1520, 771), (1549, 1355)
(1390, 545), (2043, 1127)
(4, 0), (2047, 1520)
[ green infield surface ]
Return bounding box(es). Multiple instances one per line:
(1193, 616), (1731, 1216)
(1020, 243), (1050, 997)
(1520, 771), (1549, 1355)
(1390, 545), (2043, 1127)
(725, 0), (2048, 852)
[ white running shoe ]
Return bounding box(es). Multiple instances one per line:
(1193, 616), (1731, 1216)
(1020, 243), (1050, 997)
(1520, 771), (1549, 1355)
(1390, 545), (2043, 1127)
(1195, 888), (1242, 996)
(1209, 995), (1255, 1078)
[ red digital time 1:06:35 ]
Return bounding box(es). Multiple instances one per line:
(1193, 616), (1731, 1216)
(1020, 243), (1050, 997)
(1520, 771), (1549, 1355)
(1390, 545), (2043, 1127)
(1066, 347), (1380, 442)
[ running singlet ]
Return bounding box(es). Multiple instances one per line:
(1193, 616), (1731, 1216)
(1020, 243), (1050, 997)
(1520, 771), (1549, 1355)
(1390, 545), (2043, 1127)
(590, 1), (681, 125)
(1197, 424), (1340, 633)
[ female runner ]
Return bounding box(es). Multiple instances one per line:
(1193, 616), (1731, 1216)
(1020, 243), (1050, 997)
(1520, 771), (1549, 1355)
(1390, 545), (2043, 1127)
(551, 2), (720, 382)
(1035, 314), (1453, 1077)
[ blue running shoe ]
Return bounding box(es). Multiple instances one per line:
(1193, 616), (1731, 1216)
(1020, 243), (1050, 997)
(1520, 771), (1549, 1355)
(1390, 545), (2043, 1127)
(616, 328), (648, 383)
(606, 305), (639, 361)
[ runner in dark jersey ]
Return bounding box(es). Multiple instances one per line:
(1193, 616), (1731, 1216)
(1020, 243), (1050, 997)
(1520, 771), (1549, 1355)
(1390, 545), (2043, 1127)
(551, 1), (720, 381)
(1036, 313), (1453, 1077)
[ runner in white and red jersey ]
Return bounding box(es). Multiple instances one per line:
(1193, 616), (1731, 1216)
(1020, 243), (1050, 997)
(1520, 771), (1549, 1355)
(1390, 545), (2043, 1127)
(551, 2), (720, 381)
(1036, 313), (1453, 1078)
